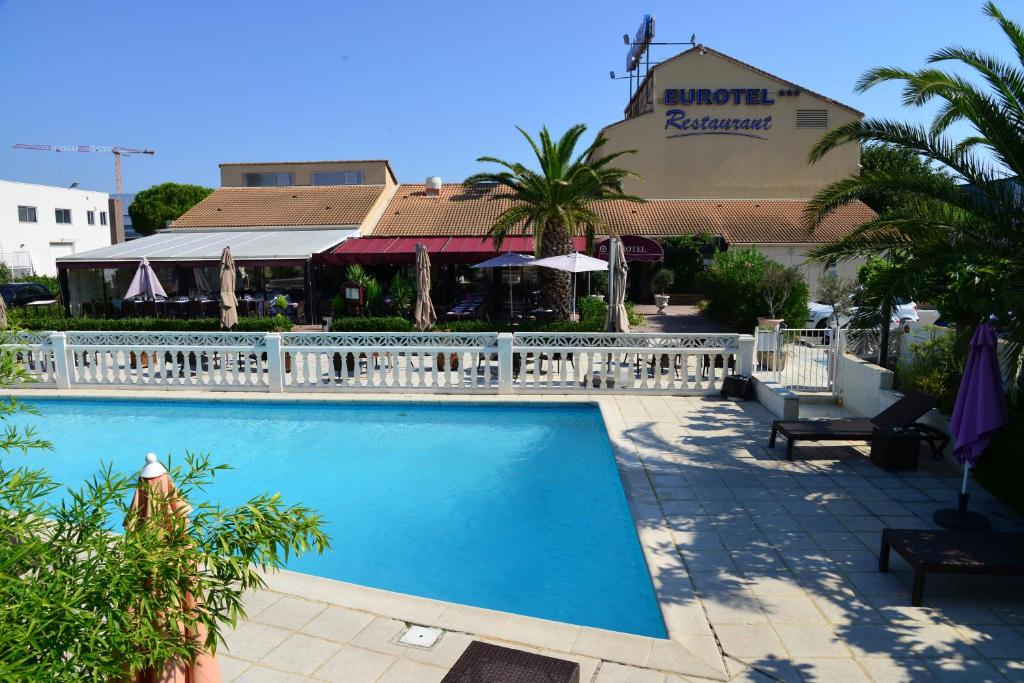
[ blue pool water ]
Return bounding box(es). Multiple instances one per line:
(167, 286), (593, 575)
(13, 398), (666, 638)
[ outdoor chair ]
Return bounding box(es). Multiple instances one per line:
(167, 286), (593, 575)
(122, 299), (137, 317)
(80, 301), (95, 318)
(187, 299), (204, 319)
(141, 300), (158, 318)
(768, 390), (949, 460)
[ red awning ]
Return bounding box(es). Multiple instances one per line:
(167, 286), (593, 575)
(317, 237), (448, 266)
(317, 235), (589, 267)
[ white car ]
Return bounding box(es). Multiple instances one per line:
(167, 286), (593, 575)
(807, 297), (919, 329)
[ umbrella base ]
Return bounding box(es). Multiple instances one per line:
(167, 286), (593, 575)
(933, 508), (991, 531)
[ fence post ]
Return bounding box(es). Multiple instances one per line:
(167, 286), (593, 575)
(50, 332), (72, 390)
(265, 333), (284, 393)
(737, 334), (755, 377)
(497, 332), (513, 395)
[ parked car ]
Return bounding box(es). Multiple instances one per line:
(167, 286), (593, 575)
(807, 297), (919, 329)
(0, 282), (56, 307)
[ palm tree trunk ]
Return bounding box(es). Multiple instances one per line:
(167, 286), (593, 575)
(539, 221), (573, 319)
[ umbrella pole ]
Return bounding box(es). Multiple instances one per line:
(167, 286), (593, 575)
(508, 265), (514, 322)
(959, 463), (970, 512)
(572, 273), (576, 318)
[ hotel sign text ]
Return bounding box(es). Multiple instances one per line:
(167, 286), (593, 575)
(663, 87), (793, 141)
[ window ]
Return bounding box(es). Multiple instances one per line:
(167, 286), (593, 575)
(55, 208), (72, 224)
(87, 210), (95, 225)
(243, 172), (294, 187)
(100, 211), (108, 226)
(17, 206), (37, 223)
(312, 171), (364, 186)
(796, 109), (829, 128)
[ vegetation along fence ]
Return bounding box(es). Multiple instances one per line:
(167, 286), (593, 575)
(6, 331), (754, 396)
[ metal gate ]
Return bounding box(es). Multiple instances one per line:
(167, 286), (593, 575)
(753, 326), (844, 392)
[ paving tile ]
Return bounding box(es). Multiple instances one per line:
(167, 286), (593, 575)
(572, 629), (653, 667)
(856, 656), (934, 682)
(259, 633), (340, 676)
(348, 616), (408, 656)
(399, 631), (473, 669)
(955, 624), (1024, 658)
(377, 658), (447, 683)
(491, 615), (580, 651)
(301, 605), (375, 643)
(772, 624), (851, 658)
(217, 654), (250, 682)
(595, 661), (665, 683)
(923, 656), (1007, 682)
(222, 622), (293, 662)
(809, 531), (870, 551)
(313, 644), (397, 683)
(794, 657), (870, 681)
(240, 589), (281, 618)
(756, 595), (828, 625)
(250, 595), (324, 631)
(714, 623), (788, 659)
(233, 665), (305, 682)
(702, 591), (769, 624)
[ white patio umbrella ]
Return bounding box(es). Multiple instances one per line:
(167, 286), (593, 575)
(472, 251), (536, 320)
(124, 257), (167, 301)
(532, 252), (608, 317)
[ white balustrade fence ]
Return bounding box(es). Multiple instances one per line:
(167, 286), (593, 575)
(4, 331), (754, 396)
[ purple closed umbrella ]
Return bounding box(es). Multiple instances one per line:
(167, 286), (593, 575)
(934, 320), (1008, 530)
(124, 257), (167, 301)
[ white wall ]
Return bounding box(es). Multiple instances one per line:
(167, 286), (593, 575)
(0, 180), (112, 276)
(740, 244), (864, 300)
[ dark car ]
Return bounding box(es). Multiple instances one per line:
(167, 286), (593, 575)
(0, 282), (55, 307)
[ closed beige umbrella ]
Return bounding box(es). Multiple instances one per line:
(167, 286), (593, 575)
(413, 243), (436, 331)
(128, 454), (221, 683)
(218, 247), (237, 330)
(0, 293), (7, 330)
(605, 238), (630, 333)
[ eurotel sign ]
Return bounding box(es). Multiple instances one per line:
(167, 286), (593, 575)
(664, 86), (799, 140)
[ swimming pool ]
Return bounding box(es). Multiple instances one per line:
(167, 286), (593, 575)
(15, 397), (666, 638)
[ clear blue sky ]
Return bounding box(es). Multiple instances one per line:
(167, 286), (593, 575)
(0, 0), (1007, 193)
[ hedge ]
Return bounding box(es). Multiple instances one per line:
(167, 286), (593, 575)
(11, 314), (292, 332)
(701, 248), (809, 331)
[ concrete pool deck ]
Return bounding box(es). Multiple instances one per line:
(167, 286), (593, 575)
(15, 389), (1024, 682)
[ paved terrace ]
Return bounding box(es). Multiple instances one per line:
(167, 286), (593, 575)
(39, 391), (1024, 682)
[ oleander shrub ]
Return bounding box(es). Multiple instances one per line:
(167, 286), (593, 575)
(895, 331), (963, 414)
(702, 248), (808, 331)
(974, 401), (1024, 516)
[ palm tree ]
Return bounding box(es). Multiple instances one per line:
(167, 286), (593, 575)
(465, 125), (643, 318)
(804, 1), (1024, 378)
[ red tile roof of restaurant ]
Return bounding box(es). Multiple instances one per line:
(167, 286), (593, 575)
(370, 184), (874, 244)
(171, 185), (386, 229)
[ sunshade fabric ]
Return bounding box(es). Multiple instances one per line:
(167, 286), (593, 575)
(219, 247), (237, 330)
(605, 239), (630, 333)
(124, 257), (168, 300)
(471, 252), (536, 269)
(950, 322), (1008, 466)
(533, 252), (609, 273)
(414, 244), (436, 331)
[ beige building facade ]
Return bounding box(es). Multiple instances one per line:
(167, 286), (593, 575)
(599, 46), (862, 200)
(220, 160), (397, 188)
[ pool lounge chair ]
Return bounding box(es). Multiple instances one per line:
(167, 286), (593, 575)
(768, 390), (948, 460)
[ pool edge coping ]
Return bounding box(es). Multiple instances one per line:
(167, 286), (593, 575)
(7, 387), (729, 679)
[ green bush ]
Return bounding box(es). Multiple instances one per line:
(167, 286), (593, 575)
(13, 314), (291, 332)
(330, 316), (413, 332)
(974, 401), (1024, 516)
(895, 331), (963, 413)
(702, 248), (809, 331)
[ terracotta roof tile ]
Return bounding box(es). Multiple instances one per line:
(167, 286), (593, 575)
(171, 185), (385, 229)
(371, 184), (873, 244)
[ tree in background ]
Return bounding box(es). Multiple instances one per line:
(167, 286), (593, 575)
(465, 125), (642, 318)
(129, 182), (213, 235)
(0, 340), (328, 679)
(804, 1), (1024, 374)
(816, 272), (858, 328)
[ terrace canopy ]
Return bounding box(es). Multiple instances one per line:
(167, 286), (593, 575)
(317, 236), (588, 267)
(56, 228), (356, 319)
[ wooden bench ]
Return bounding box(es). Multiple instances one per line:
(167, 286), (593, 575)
(879, 528), (1024, 606)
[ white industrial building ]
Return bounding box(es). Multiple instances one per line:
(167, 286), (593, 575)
(0, 180), (117, 276)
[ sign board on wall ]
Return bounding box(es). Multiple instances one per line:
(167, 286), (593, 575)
(663, 86), (799, 140)
(595, 235), (664, 263)
(626, 14), (655, 72)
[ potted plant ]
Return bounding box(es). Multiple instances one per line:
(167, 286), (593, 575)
(757, 263), (800, 370)
(651, 267), (675, 313)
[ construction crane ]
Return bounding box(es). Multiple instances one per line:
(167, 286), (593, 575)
(12, 143), (156, 193)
